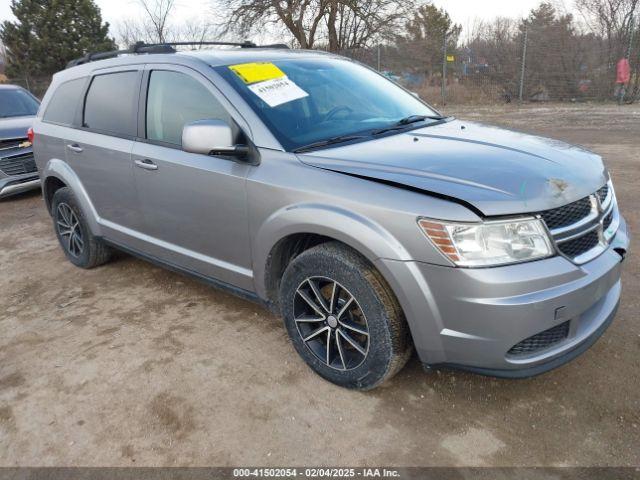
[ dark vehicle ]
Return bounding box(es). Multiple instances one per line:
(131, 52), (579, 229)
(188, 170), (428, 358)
(0, 84), (40, 198)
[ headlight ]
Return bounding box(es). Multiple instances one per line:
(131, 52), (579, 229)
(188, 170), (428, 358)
(418, 217), (554, 267)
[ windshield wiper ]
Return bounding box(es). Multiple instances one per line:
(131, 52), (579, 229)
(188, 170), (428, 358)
(372, 114), (447, 135)
(293, 134), (367, 153)
(292, 115), (447, 152)
(399, 114), (444, 125)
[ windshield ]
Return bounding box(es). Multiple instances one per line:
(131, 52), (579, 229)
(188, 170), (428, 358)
(0, 88), (40, 118)
(214, 58), (440, 151)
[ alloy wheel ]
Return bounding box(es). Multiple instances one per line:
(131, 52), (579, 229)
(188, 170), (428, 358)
(56, 203), (84, 258)
(293, 277), (369, 371)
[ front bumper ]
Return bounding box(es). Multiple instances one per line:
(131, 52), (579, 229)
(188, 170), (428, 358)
(377, 215), (630, 378)
(0, 144), (40, 198)
(0, 173), (40, 198)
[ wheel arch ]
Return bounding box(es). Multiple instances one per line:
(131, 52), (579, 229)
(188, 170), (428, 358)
(253, 203), (412, 310)
(43, 176), (67, 213)
(41, 158), (102, 236)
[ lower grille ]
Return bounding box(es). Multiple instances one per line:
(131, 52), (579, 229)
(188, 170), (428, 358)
(0, 153), (37, 176)
(557, 230), (600, 258)
(507, 321), (570, 356)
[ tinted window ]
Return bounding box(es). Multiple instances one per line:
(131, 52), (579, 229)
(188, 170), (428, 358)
(42, 78), (84, 125)
(84, 71), (139, 136)
(0, 88), (40, 118)
(146, 70), (234, 145)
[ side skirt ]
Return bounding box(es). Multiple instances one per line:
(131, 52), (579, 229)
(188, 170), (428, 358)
(102, 238), (266, 308)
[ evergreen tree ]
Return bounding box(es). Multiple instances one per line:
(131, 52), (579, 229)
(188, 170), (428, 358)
(519, 2), (582, 100)
(0, 0), (116, 80)
(395, 4), (462, 76)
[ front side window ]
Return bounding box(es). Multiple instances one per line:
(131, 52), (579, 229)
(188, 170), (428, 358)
(0, 88), (40, 118)
(146, 70), (234, 146)
(84, 71), (139, 137)
(43, 78), (85, 125)
(214, 58), (440, 151)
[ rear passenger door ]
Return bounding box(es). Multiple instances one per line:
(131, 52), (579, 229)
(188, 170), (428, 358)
(64, 67), (143, 240)
(131, 65), (253, 291)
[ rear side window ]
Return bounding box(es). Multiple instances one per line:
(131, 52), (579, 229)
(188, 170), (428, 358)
(43, 78), (85, 125)
(146, 70), (235, 145)
(84, 71), (139, 137)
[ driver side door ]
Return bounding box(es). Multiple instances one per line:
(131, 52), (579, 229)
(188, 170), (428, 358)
(131, 65), (254, 291)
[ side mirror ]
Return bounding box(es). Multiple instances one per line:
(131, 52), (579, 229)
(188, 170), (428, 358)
(182, 119), (248, 157)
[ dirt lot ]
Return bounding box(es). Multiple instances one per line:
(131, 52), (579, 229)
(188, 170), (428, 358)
(0, 104), (638, 467)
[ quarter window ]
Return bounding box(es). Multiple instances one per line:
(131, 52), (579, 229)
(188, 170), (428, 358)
(146, 70), (235, 146)
(43, 79), (84, 125)
(84, 71), (139, 137)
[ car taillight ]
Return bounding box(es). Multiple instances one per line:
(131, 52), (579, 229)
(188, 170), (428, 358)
(27, 127), (35, 144)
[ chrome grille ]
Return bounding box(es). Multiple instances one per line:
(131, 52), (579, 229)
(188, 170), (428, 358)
(507, 321), (570, 356)
(541, 182), (618, 264)
(0, 153), (37, 176)
(0, 137), (28, 151)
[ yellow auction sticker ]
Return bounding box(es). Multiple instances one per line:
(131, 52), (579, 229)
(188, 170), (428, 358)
(229, 62), (286, 84)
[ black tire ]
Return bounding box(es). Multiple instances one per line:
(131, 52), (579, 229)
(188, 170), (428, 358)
(51, 187), (112, 269)
(280, 242), (413, 390)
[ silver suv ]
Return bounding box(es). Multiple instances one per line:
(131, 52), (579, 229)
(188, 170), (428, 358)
(33, 43), (630, 389)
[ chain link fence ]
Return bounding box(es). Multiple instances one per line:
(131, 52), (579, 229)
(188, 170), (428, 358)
(339, 33), (639, 107)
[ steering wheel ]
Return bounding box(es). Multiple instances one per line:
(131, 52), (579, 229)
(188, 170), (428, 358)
(323, 105), (353, 121)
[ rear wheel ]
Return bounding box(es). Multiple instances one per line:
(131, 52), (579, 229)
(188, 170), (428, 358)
(52, 187), (112, 269)
(280, 242), (412, 390)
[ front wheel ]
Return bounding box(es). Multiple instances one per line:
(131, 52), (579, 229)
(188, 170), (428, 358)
(279, 242), (413, 390)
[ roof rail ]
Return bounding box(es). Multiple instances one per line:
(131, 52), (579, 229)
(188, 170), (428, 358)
(65, 40), (290, 69)
(156, 41), (257, 48)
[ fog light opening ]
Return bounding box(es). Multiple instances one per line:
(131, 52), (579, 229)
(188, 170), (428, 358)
(613, 247), (627, 262)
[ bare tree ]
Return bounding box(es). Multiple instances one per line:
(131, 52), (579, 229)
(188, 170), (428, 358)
(0, 41), (7, 80)
(116, 14), (214, 48)
(326, 0), (410, 51)
(175, 18), (216, 45)
(575, 0), (639, 60)
(216, 0), (414, 51)
(216, 0), (325, 49)
(138, 0), (177, 43)
(116, 17), (154, 46)
(462, 17), (520, 97)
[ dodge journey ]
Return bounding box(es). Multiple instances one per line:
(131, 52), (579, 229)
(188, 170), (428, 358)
(32, 42), (630, 389)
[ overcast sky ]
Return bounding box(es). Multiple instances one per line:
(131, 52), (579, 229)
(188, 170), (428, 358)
(0, 0), (561, 40)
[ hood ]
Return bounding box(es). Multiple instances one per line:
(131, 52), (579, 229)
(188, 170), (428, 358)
(298, 119), (608, 217)
(0, 116), (35, 140)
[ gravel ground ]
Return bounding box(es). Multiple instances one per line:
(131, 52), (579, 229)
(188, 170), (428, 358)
(0, 104), (638, 467)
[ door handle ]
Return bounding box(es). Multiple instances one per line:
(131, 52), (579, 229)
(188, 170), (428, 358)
(134, 158), (158, 171)
(67, 144), (83, 153)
